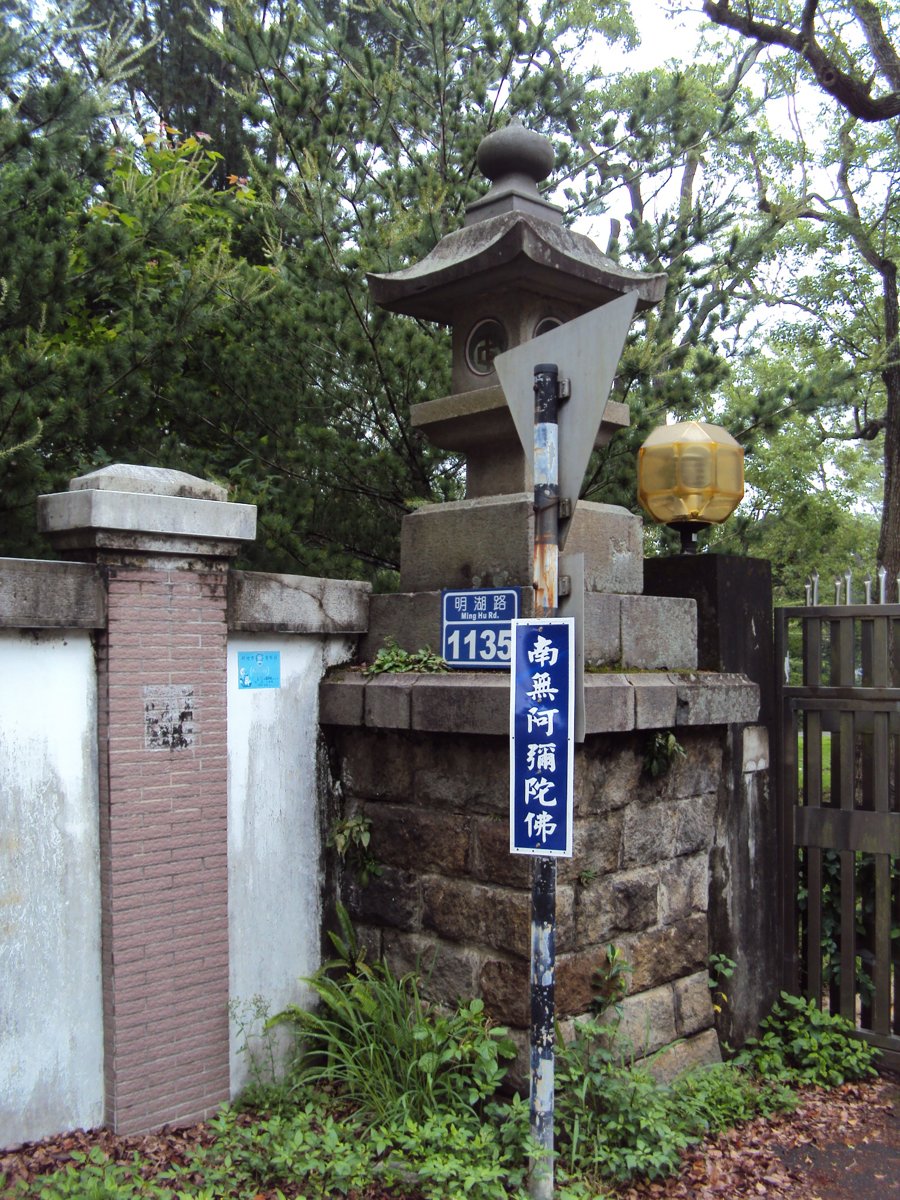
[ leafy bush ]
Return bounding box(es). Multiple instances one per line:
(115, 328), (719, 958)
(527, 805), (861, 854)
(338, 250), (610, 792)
(554, 1015), (800, 1188)
(555, 1017), (690, 1183)
(269, 906), (516, 1127)
(736, 991), (880, 1087)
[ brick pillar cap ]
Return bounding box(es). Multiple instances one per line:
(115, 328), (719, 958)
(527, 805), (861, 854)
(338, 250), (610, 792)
(70, 464), (228, 502)
(37, 463), (256, 558)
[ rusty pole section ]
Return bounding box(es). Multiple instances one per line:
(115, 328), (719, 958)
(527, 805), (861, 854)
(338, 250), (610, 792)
(530, 362), (559, 1200)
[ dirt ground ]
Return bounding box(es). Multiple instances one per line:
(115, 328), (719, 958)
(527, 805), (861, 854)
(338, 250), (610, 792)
(1, 1075), (897, 1199)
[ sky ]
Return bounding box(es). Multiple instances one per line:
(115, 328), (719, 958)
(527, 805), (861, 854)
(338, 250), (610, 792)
(629, 1), (707, 69)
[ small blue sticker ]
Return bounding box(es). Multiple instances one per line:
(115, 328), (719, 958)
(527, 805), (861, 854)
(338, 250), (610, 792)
(238, 651), (281, 689)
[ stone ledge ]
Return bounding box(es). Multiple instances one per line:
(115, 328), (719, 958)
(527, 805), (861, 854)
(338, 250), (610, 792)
(0, 558), (105, 628)
(228, 570), (369, 635)
(319, 671), (759, 734)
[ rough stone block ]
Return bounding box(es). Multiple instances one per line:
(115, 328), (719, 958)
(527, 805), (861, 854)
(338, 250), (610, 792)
(412, 675), (510, 734)
(582, 594), (622, 665)
(621, 596), (697, 670)
(351, 923), (384, 963)
(412, 735), (509, 815)
(673, 672), (759, 726)
(616, 984), (678, 1059)
(567, 503), (643, 595)
(365, 677), (412, 729)
(575, 739), (642, 816)
(422, 877), (531, 957)
(607, 869), (659, 933)
(621, 915), (709, 993)
(583, 675), (634, 734)
(557, 947), (613, 1016)
(621, 802), (679, 869)
(558, 812), (623, 883)
(627, 674), (678, 730)
(666, 733), (724, 800)
(575, 868), (658, 947)
(481, 957), (530, 1026)
(673, 794), (717, 857)
(367, 804), (469, 875)
(646, 1028), (721, 1083)
(319, 674), (365, 727)
(382, 931), (484, 1004)
(470, 817), (532, 888)
(555, 885), (577, 953)
(332, 729), (413, 802)
(345, 866), (422, 933)
(673, 970), (716, 1037)
(657, 852), (708, 927)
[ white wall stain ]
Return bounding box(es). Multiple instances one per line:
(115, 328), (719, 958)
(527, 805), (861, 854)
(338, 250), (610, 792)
(0, 631), (103, 1148)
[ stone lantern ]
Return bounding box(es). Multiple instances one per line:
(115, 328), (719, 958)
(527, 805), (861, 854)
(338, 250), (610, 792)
(362, 123), (686, 663)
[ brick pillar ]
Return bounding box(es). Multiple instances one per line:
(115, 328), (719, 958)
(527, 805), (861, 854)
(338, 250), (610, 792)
(38, 465), (256, 1133)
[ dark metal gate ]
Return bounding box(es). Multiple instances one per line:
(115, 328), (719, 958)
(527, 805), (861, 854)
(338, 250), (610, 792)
(776, 596), (900, 1069)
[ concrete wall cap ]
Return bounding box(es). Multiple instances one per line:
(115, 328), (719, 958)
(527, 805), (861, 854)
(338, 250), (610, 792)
(0, 557), (105, 628)
(229, 570), (369, 634)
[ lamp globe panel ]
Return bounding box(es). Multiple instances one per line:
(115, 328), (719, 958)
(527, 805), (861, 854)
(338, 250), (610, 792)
(638, 421), (744, 526)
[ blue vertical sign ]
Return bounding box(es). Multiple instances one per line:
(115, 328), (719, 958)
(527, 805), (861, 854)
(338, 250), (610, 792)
(510, 618), (574, 857)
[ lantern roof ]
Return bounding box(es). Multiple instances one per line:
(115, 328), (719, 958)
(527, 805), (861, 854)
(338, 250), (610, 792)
(367, 122), (667, 323)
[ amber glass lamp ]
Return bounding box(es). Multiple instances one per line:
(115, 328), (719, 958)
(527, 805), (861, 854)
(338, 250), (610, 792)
(637, 420), (744, 553)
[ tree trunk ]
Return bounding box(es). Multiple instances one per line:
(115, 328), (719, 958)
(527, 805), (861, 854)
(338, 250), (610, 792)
(877, 261), (900, 583)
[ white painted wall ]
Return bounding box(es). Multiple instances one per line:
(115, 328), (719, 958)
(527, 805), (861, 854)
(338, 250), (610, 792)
(0, 630), (103, 1147)
(227, 633), (353, 1093)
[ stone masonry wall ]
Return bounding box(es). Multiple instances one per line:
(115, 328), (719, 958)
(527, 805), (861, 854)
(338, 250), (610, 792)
(322, 722), (724, 1075)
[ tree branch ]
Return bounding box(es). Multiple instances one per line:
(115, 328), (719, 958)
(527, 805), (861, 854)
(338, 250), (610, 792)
(702, 0), (900, 120)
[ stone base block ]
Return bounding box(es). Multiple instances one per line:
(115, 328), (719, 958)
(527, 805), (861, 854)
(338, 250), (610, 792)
(398, 495), (642, 594)
(360, 589), (696, 670)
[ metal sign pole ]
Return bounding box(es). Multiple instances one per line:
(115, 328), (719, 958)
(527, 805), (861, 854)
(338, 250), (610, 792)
(530, 363), (559, 1200)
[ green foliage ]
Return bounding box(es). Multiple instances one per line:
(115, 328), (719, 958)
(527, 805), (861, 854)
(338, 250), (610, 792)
(555, 1017), (687, 1184)
(643, 730), (686, 778)
(185, 1098), (531, 1200)
(590, 943), (632, 1015)
(363, 635), (450, 676)
(13, 942), (883, 1199)
(8, 1146), (172, 1199)
(708, 952), (736, 1017)
(328, 811), (382, 885)
(736, 991), (880, 1087)
(269, 906), (515, 1127)
(554, 1015), (798, 1188)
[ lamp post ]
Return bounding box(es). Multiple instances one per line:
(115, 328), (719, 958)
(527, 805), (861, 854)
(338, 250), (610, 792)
(637, 420), (744, 552)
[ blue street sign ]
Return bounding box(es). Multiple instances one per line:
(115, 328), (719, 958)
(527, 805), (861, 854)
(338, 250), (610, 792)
(509, 618), (574, 857)
(442, 588), (520, 669)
